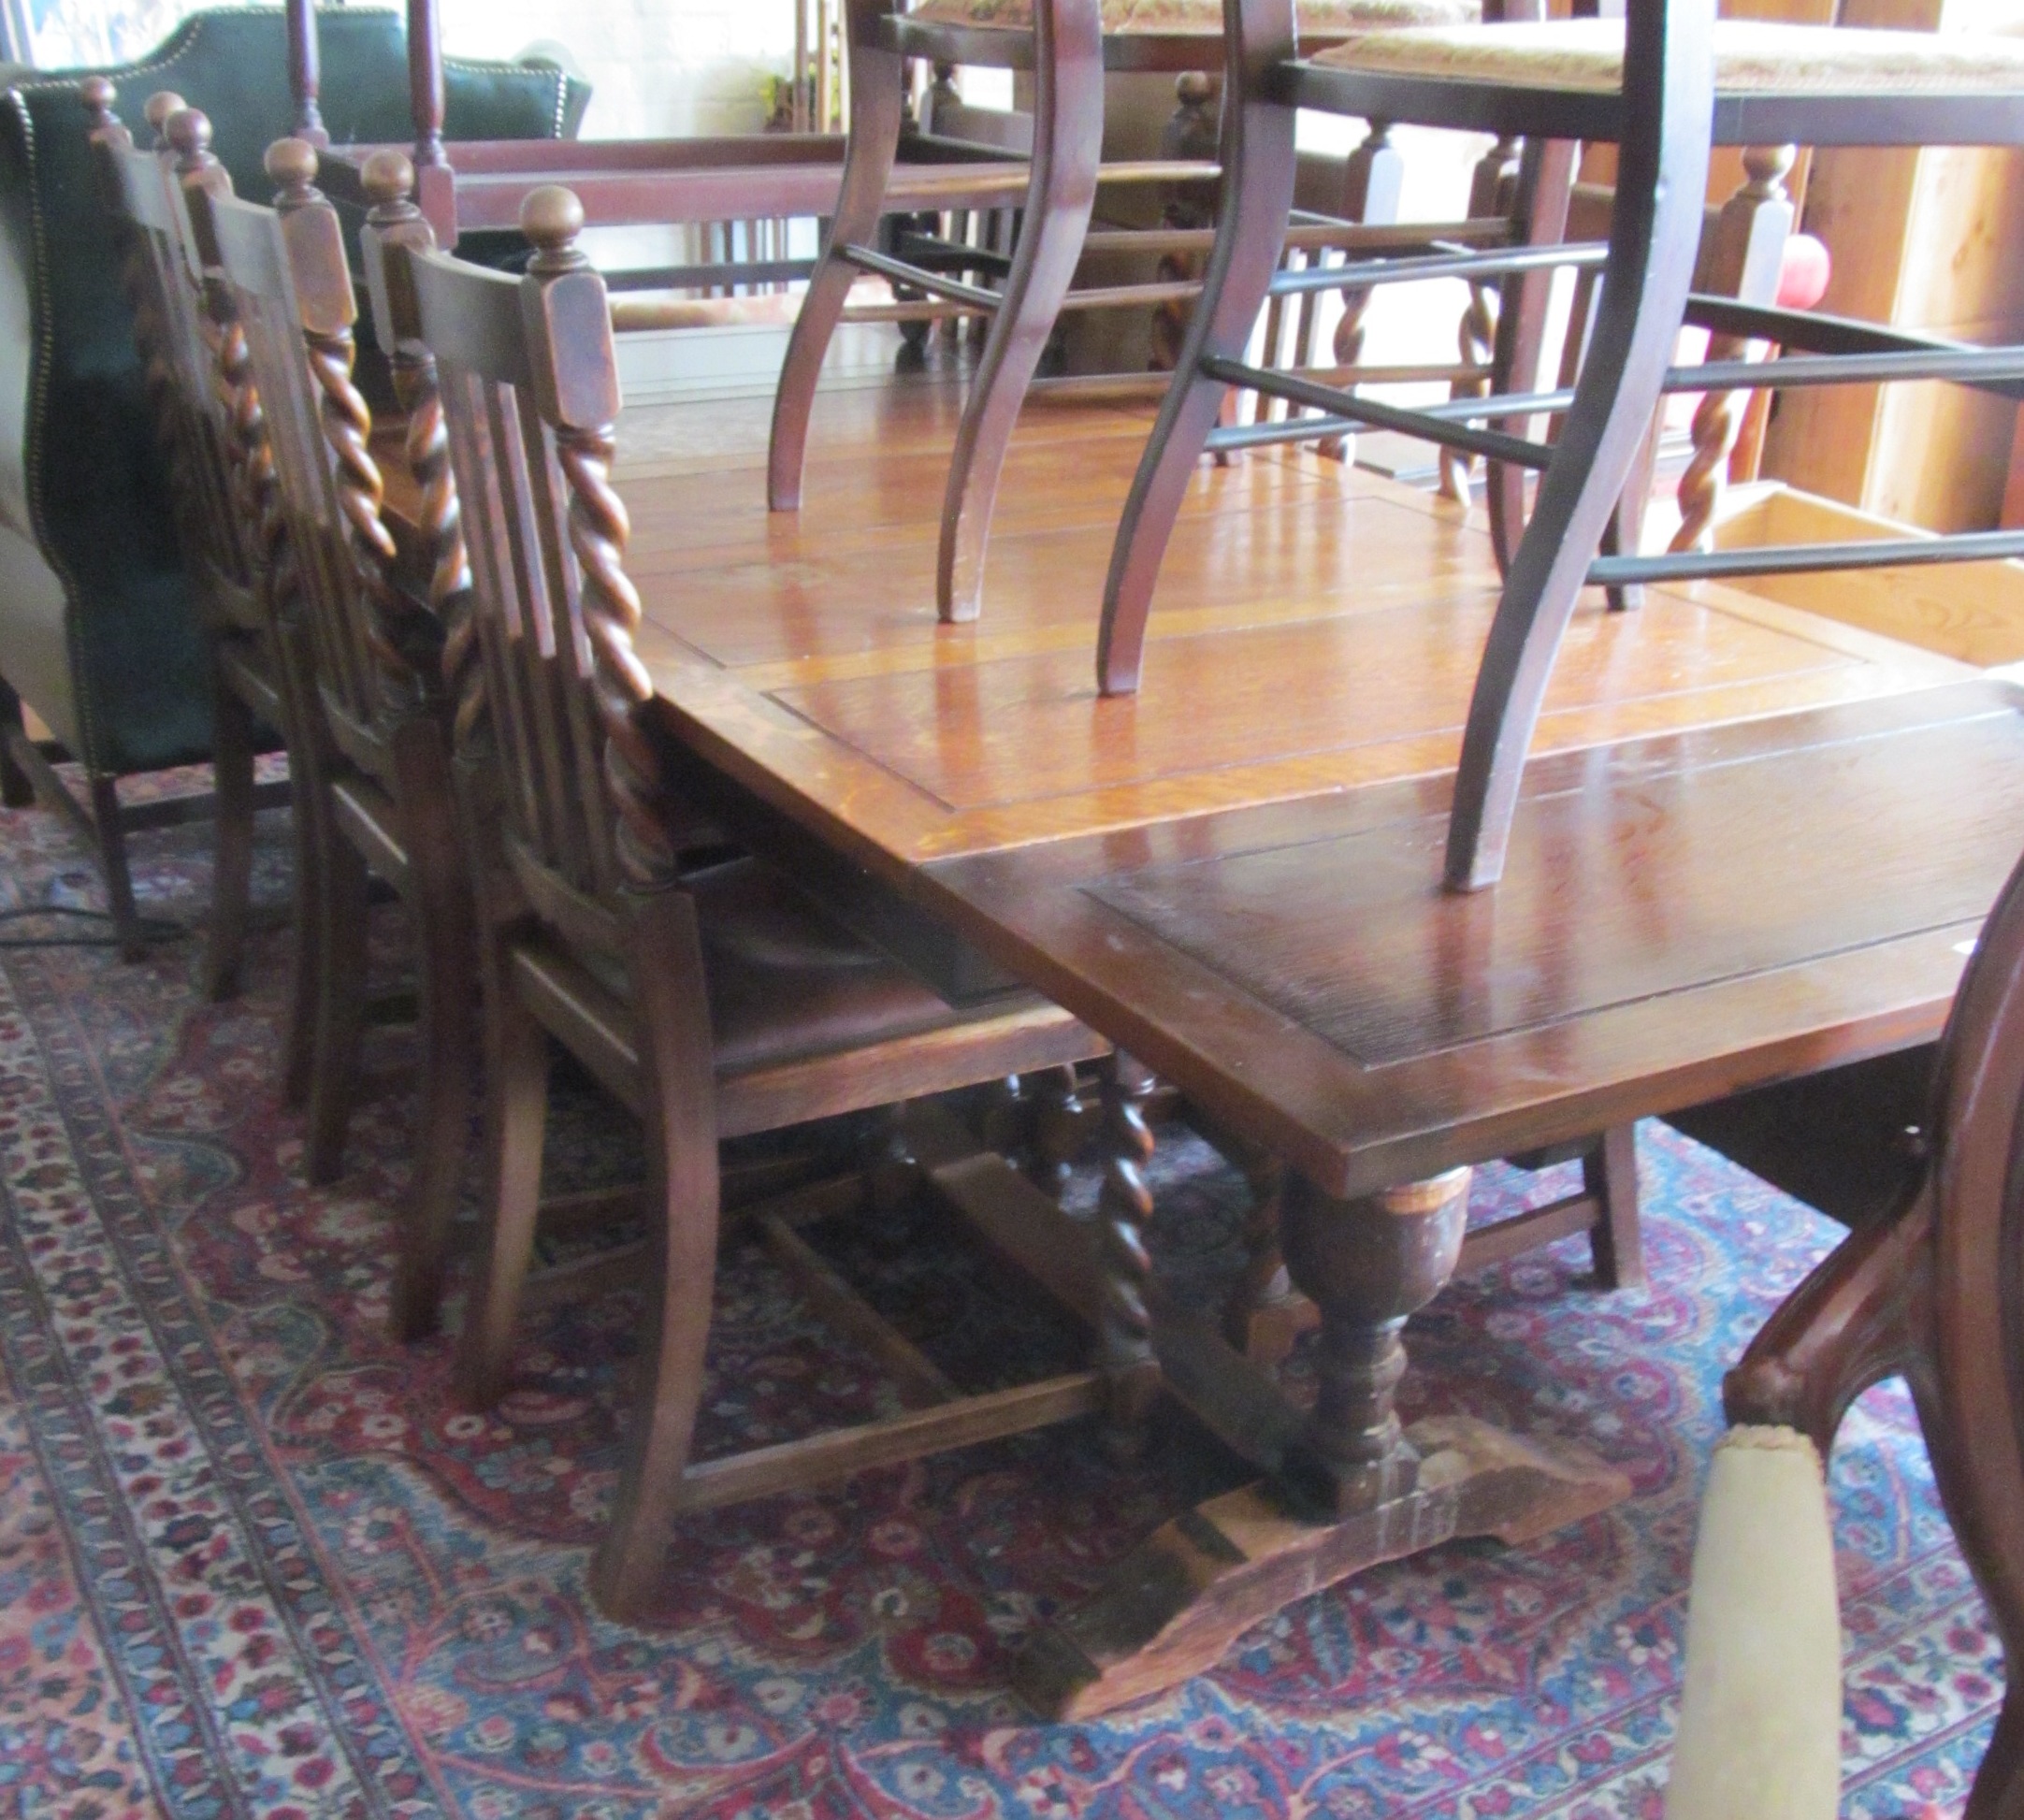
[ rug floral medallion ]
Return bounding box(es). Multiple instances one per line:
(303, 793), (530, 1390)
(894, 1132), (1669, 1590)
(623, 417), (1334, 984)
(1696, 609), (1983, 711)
(0, 789), (2002, 1818)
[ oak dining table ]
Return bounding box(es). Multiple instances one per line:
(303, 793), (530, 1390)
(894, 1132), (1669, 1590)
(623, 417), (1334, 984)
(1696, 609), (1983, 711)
(499, 369), (2024, 1716)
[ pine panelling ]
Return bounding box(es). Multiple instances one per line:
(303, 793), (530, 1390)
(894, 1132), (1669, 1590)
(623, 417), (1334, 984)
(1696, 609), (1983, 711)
(1764, 0), (2024, 532)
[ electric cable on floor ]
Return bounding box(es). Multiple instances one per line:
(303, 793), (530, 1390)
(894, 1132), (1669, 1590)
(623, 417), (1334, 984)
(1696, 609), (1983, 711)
(0, 904), (186, 949)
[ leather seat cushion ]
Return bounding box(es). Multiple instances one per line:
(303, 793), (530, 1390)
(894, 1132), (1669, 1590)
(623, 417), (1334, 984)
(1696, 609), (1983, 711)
(912, 0), (1476, 38)
(1312, 18), (2024, 94)
(584, 858), (970, 1077)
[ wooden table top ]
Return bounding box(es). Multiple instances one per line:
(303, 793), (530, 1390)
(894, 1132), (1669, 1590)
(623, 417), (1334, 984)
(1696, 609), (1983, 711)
(627, 379), (1968, 878)
(919, 679), (2024, 1196)
(613, 378), (2015, 1192)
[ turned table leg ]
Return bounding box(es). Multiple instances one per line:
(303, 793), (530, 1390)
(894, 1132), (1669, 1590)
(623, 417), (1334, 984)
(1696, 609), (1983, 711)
(1276, 1169), (1469, 1514)
(1016, 1164), (1629, 1719)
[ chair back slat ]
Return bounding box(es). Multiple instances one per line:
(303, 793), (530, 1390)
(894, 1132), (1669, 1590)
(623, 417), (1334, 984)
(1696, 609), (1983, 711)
(439, 363), (550, 852)
(200, 137), (422, 762)
(404, 181), (674, 908)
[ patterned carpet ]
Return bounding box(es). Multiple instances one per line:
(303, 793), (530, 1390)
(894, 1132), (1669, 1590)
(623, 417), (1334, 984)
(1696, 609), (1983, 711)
(0, 773), (2002, 1819)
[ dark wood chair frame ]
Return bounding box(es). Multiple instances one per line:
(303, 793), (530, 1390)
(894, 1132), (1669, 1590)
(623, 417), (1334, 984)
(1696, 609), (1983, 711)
(388, 171), (1164, 1622)
(83, 82), (310, 1064)
(1103, 0), (2024, 893)
(190, 122), (479, 1342)
(1725, 834), (2024, 1820)
(766, 0), (1550, 625)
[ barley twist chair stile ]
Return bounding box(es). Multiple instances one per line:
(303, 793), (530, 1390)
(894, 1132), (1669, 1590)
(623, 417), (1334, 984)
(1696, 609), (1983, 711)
(84, 80), (311, 1059)
(1101, 0), (2024, 893)
(398, 180), (1138, 1622)
(187, 124), (481, 1342)
(766, 0), (1503, 626)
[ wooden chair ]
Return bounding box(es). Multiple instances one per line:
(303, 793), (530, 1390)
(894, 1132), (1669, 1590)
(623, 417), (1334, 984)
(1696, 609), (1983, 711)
(1102, 0), (2024, 892)
(184, 119), (478, 1343)
(766, 0), (1512, 625)
(85, 80), (313, 1087)
(392, 173), (1129, 1620)
(1719, 832), (2024, 1819)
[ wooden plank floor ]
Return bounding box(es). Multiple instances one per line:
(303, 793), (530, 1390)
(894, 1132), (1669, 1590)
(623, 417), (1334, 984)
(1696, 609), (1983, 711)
(620, 375), (1972, 868)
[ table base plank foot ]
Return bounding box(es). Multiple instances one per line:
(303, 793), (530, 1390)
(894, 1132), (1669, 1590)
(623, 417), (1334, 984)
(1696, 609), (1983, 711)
(1013, 1413), (1630, 1721)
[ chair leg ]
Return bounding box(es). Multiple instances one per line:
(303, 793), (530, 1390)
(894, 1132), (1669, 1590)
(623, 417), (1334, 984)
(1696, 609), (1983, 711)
(0, 675), (34, 808)
(280, 751), (321, 1107)
(272, 621), (321, 1107)
(1096, 0), (1299, 698)
(1583, 1122), (1643, 1290)
(1601, 417), (1662, 613)
(1966, 1692), (2024, 1820)
(388, 719), (478, 1343)
(454, 922), (550, 1408)
(935, 0), (1103, 624)
(589, 887), (722, 1625)
(1443, 13), (1713, 893)
(87, 773), (146, 963)
(1483, 137), (1577, 582)
(304, 818), (370, 1185)
(767, 0), (905, 513)
(202, 661), (257, 1002)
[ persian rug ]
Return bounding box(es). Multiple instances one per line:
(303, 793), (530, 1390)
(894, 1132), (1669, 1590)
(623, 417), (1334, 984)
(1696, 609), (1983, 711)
(0, 775), (2002, 1819)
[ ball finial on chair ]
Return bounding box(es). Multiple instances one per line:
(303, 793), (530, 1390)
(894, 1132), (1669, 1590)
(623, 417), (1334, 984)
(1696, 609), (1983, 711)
(164, 108), (214, 168)
(264, 135), (321, 204)
(362, 148), (417, 213)
(142, 89), (184, 137)
(521, 185), (587, 272)
(79, 77), (120, 134)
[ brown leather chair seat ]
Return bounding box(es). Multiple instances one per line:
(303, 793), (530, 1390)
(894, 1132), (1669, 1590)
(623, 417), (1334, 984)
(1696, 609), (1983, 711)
(528, 856), (996, 1092)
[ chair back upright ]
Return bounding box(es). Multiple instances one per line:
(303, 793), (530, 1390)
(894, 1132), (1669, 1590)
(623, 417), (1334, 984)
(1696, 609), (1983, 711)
(402, 181), (678, 934)
(195, 133), (429, 780)
(84, 82), (259, 629)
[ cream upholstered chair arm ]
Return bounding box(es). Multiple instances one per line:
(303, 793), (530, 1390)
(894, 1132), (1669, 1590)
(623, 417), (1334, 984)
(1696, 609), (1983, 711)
(1665, 1425), (1842, 1820)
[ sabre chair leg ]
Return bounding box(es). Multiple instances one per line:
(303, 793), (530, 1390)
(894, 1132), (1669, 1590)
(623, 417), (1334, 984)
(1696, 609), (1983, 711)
(936, 0), (1103, 623)
(1443, 5), (1713, 893)
(304, 816), (371, 1184)
(768, 0), (906, 513)
(455, 922), (551, 1408)
(588, 888), (723, 1624)
(203, 659), (258, 1002)
(1096, 0), (1299, 697)
(388, 718), (478, 1342)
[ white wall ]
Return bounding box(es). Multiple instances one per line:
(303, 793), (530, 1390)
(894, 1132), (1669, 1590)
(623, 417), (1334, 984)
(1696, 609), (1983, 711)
(437, 0), (793, 139)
